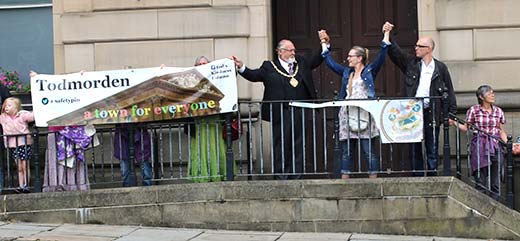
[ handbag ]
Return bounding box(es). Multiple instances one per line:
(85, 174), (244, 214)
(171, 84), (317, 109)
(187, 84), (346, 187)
(222, 118), (241, 141)
(347, 107), (369, 132)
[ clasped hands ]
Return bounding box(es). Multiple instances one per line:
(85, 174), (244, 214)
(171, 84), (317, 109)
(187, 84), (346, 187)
(318, 30), (330, 45)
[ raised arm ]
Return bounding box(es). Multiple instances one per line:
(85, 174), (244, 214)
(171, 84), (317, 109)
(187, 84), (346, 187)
(322, 51), (347, 76)
(303, 30), (331, 70)
(365, 24), (392, 76)
(383, 22), (413, 73)
(318, 29), (347, 76)
(307, 50), (325, 70)
(21, 111), (35, 123)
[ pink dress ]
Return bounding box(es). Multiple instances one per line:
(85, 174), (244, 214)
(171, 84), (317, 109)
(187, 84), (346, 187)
(0, 111), (34, 148)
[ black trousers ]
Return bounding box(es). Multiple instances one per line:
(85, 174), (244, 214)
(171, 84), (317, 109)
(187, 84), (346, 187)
(0, 125), (4, 191)
(474, 159), (500, 200)
(272, 107), (304, 179)
(411, 109), (440, 176)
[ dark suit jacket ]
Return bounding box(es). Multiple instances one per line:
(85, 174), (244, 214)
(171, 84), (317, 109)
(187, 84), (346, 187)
(239, 51), (323, 121)
(0, 85), (12, 153)
(0, 85), (11, 105)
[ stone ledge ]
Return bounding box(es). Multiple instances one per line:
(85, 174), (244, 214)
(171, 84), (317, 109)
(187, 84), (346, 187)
(92, 0), (212, 11)
(0, 178), (518, 239)
(381, 177), (451, 197)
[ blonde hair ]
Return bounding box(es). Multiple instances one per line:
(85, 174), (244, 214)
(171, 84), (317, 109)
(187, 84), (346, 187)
(2, 97), (22, 114)
(350, 46), (369, 65)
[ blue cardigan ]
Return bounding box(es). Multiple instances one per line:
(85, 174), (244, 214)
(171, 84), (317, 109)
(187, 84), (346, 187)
(322, 41), (389, 99)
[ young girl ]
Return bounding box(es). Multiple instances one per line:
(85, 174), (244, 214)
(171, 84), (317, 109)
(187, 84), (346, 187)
(0, 97), (34, 193)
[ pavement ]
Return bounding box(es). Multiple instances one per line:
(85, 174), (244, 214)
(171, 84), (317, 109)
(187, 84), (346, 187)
(0, 222), (504, 241)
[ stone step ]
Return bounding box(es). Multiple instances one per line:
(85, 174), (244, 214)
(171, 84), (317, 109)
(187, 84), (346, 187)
(0, 177), (518, 240)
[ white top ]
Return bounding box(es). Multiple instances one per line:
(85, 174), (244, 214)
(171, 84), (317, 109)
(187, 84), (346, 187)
(415, 59), (435, 108)
(277, 57), (292, 74)
(346, 76), (368, 99)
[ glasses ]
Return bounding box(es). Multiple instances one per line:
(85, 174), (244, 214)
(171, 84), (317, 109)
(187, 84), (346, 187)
(485, 91), (495, 97)
(415, 44), (430, 48)
(280, 48), (296, 52)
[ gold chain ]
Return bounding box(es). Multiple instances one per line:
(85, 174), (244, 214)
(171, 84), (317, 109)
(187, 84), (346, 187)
(270, 61), (299, 78)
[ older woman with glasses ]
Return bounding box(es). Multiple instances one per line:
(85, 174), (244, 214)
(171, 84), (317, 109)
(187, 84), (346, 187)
(320, 25), (391, 179)
(456, 85), (506, 199)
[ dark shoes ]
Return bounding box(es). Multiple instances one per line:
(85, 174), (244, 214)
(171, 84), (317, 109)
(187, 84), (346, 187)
(22, 187), (31, 193)
(14, 186), (30, 194)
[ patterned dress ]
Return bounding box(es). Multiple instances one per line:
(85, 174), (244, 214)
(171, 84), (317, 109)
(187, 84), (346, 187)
(338, 76), (379, 140)
(43, 126), (91, 192)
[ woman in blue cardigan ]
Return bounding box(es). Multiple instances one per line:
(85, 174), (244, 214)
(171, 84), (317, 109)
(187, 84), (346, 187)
(321, 25), (391, 179)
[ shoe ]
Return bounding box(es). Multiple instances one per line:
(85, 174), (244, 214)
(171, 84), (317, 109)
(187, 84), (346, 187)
(341, 174), (350, 179)
(22, 187), (30, 193)
(14, 187), (23, 194)
(369, 174), (377, 179)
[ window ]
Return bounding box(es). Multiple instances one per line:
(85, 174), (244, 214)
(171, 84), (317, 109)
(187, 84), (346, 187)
(0, 1), (53, 83)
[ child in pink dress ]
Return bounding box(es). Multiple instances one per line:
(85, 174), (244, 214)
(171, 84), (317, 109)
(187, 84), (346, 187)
(0, 97), (34, 193)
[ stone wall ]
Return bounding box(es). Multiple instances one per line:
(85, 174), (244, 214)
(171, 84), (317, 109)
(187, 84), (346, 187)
(419, 0), (520, 93)
(51, 0), (520, 191)
(53, 0), (520, 107)
(418, 0), (520, 137)
(52, 0), (272, 101)
(2, 178), (519, 239)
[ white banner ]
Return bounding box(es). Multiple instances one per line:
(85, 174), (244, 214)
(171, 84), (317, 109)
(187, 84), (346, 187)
(30, 58), (238, 127)
(291, 99), (424, 143)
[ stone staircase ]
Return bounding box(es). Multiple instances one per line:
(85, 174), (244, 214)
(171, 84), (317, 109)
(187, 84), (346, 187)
(0, 177), (518, 240)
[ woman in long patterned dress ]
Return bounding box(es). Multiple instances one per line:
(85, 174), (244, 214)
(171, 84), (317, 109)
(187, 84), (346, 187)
(187, 56), (228, 182)
(43, 125), (93, 191)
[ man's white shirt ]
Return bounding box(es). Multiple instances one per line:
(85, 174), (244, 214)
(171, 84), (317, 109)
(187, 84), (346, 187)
(416, 59), (435, 108)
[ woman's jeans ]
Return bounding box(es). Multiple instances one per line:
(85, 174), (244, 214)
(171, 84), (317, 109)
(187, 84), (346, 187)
(120, 159), (153, 187)
(341, 138), (378, 174)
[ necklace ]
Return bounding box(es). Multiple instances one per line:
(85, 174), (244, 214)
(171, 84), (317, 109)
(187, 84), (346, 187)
(270, 61), (299, 87)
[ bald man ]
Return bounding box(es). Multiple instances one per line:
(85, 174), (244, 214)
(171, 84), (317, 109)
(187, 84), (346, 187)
(383, 22), (457, 176)
(231, 34), (328, 180)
